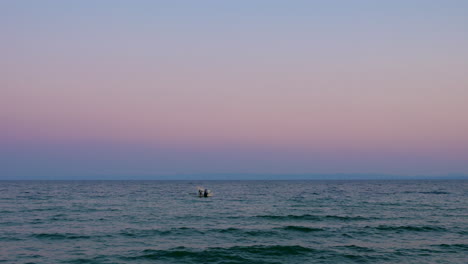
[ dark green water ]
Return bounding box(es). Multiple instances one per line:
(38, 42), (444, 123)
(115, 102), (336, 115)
(0, 180), (467, 263)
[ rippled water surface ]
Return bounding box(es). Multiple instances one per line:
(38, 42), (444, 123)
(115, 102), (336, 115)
(0, 180), (467, 263)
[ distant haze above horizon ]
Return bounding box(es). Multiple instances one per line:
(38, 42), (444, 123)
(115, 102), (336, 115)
(2, 1), (468, 180)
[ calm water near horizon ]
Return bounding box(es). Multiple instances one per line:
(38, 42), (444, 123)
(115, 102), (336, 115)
(0, 180), (467, 264)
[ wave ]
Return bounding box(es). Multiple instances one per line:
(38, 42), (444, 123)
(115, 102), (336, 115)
(120, 227), (278, 237)
(32, 233), (92, 240)
(124, 245), (318, 262)
(256, 214), (369, 221)
(21, 207), (60, 212)
(65, 256), (109, 264)
(435, 243), (468, 250)
(334, 245), (376, 252)
(228, 245), (317, 255)
(371, 225), (447, 232)
(394, 244), (468, 256)
(0, 235), (23, 241)
(216, 227), (278, 236)
(124, 247), (249, 263)
(418, 191), (450, 195)
(120, 227), (204, 237)
(121, 244), (468, 264)
(278, 226), (325, 232)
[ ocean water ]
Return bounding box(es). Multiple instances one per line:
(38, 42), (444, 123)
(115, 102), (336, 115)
(0, 180), (467, 264)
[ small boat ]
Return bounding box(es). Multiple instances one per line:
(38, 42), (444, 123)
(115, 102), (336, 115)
(197, 188), (213, 197)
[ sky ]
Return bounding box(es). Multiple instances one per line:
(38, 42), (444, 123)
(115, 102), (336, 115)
(1, 1), (468, 179)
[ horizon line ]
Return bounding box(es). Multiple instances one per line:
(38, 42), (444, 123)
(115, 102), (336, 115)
(1, 174), (467, 181)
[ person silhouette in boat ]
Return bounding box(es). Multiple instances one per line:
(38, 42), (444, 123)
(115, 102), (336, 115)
(204, 189), (209, 197)
(198, 189), (203, 197)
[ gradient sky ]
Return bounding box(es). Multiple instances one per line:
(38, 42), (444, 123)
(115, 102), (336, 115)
(1, 1), (468, 179)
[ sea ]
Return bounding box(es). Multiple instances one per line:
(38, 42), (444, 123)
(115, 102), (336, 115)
(0, 180), (466, 264)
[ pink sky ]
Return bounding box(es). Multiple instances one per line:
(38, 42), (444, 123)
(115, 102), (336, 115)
(2, 1), (468, 178)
